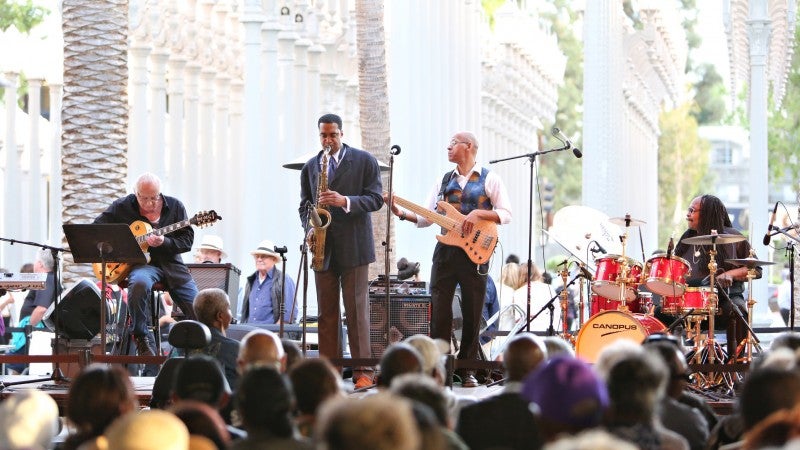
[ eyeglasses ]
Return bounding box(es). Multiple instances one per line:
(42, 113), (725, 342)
(449, 139), (469, 147)
(136, 193), (162, 204)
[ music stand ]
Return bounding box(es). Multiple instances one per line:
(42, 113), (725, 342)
(63, 224), (146, 356)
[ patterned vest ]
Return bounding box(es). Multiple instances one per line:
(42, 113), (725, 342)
(440, 167), (494, 214)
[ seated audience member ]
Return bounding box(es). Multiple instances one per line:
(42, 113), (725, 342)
(0, 390), (60, 450)
(376, 342), (424, 389)
(170, 400), (231, 450)
(456, 333), (546, 450)
(742, 404), (800, 450)
(288, 358), (344, 438)
(195, 235), (226, 263)
(282, 338), (304, 371)
(602, 352), (689, 450)
(521, 356), (608, 442)
(172, 354), (244, 439)
(644, 341), (710, 450)
(391, 375), (469, 450)
(542, 336), (575, 358)
(543, 429), (638, 450)
(191, 288), (240, 389)
(236, 328), (286, 373)
(232, 366), (312, 450)
(63, 364), (139, 450)
(407, 402), (450, 450)
(101, 409), (189, 450)
(316, 393), (420, 450)
(241, 240), (297, 325)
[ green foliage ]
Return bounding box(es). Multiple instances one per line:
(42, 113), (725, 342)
(692, 63), (727, 125)
(481, 0), (508, 29)
(657, 102), (712, 244)
(0, 0), (49, 33)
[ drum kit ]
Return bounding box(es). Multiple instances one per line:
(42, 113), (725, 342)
(562, 215), (773, 382)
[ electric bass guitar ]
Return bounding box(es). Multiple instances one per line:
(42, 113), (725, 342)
(92, 210), (222, 284)
(390, 195), (497, 264)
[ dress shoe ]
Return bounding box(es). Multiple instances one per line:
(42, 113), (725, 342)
(134, 335), (155, 357)
(462, 373), (479, 388)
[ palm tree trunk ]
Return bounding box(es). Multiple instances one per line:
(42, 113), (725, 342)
(61, 0), (129, 283)
(355, 0), (393, 281)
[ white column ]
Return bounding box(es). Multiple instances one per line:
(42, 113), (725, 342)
(48, 82), (63, 246)
(3, 72), (22, 267)
(198, 69), (216, 203)
(213, 74), (230, 213)
(183, 64), (201, 209)
(748, 0), (771, 321)
(27, 77), (45, 243)
(128, 44), (151, 184)
(149, 50), (170, 180)
(227, 79), (243, 259)
(167, 57), (186, 178)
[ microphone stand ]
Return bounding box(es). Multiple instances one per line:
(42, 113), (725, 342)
(766, 224), (800, 330)
(293, 203), (315, 356)
(383, 145), (401, 346)
(490, 143), (571, 332)
(274, 245), (288, 338)
(524, 272), (580, 334)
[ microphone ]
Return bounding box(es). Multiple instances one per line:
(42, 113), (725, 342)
(763, 201), (778, 246)
(308, 202), (323, 227)
(551, 126), (572, 149)
(572, 147), (582, 158)
(390, 145), (401, 155)
(573, 261), (593, 280)
(273, 245), (288, 255)
(589, 240), (607, 254)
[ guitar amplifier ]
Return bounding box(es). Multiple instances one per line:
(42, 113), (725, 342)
(369, 293), (431, 358)
(187, 263), (241, 313)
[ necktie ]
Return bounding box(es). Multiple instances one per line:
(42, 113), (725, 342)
(328, 156), (337, 179)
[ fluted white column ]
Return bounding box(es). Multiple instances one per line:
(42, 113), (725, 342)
(149, 50), (169, 180)
(48, 82), (63, 246)
(3, 72), (22, 267)
(167, 57), (186, 178)
(183, 64), (201, 209)
(27, 77), (45, 243)
(213, 74), (230, 213)
(128, 44), (151, 184)
(198, 69), (215, 203)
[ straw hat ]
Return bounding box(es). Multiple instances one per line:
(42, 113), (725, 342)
(250, 239), (279, 259)
(197, 235), (227, 258)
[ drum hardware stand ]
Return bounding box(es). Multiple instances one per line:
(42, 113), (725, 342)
(527, 272), (580, 336)
(558, 263), (573, 343)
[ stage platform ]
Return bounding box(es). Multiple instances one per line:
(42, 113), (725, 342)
(0, 375), (155, 413)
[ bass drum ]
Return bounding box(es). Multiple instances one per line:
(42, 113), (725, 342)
(575, 310), (666, 363)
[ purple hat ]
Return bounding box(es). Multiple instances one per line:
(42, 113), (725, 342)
(521, 355), (608, 429)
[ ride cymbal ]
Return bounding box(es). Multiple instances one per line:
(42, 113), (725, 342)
(681, 234), (747, 245)
(608, 215), (647, 227)
(725, 257), (775, 267)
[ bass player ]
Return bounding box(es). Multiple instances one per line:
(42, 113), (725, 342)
(94, 172), (198, 357)
(388, 131), (512, 387)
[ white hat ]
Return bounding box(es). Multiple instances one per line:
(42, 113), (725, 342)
(251, 239), (279, 259)
(197, 235), (227, 258)
(0, 390), (60, 449)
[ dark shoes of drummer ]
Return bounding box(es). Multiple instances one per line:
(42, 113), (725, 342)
(134, 334), (155, 357)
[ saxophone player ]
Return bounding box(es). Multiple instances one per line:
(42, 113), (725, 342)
(299, 113), (384, 389)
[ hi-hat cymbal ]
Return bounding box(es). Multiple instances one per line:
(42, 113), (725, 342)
(681, 234), (747, 245)
(609, 215), (647, 227)
(725, 257), (775, 267)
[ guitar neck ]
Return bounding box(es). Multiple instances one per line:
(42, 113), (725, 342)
(137, 219), (192, 244)
(392, 196), (458, 231)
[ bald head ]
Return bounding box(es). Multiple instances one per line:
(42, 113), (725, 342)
(503, 333), (547, 382)
(237, 330), (285, 373)
(377, 343), (423, 388)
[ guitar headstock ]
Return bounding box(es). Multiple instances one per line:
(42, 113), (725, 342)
(191, 210), (222, 228)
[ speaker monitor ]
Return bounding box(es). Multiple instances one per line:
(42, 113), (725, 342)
(187, 263), (241, 314)
(44, 278), (106, 340)
(369, 294), (431, 358)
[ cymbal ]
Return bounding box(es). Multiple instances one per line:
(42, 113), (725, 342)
(725, 257), (775, 267)
(681, 234), (747, 245)
(608, 215), (647, 227)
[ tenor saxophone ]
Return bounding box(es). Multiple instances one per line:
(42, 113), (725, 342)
(309, 146), (333, 271)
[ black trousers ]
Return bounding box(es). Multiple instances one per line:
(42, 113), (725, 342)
(429, 244), (488, 362)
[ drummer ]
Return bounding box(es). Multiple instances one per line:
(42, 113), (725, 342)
(672, 194), (761, 361)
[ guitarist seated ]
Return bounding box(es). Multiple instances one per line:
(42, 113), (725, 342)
(94, 172), (199, 357)
(387, 131), (512, 388)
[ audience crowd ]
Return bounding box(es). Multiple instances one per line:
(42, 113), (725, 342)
(5, 287), (800, 450)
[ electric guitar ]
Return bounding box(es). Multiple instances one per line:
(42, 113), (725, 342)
(390, 195), (497, 264)
(92, 210), (222, 284)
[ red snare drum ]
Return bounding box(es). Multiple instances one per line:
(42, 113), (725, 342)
(643, 254), (690, 297)
(590, 294), (643, 316)
(681, 287), (715, 314)
(592, 255), (643, 302)
(575, 310), (666, 363)
(661, 293), (682, 315)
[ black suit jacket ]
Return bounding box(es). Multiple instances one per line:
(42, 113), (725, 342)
(299, 144), (384, 270)
(456, 392), (543, 450)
